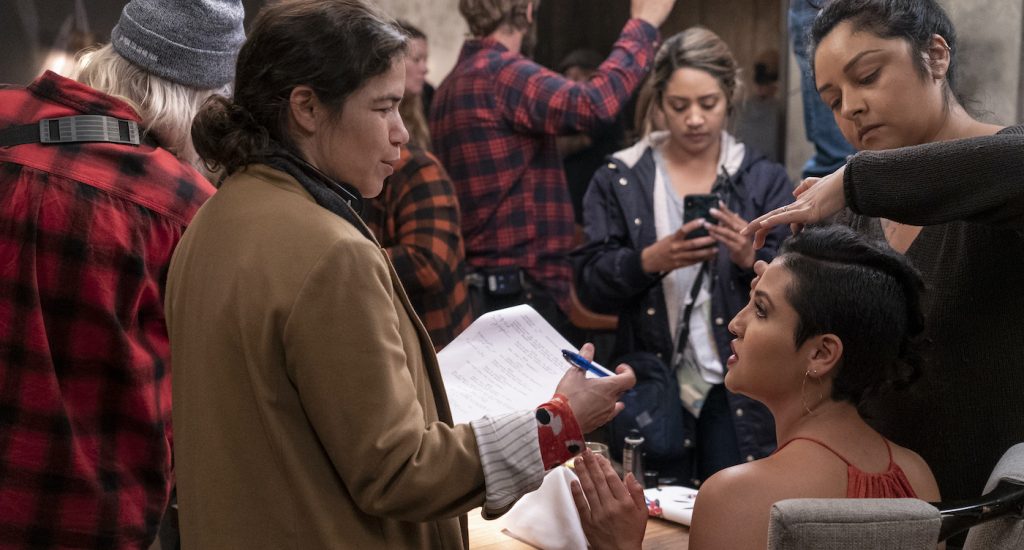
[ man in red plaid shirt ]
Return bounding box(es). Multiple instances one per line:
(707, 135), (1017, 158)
(431, 0), (677, 337)
(0, 0), (244, 547)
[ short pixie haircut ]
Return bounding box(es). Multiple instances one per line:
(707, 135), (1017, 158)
(779, 225), (926, 408)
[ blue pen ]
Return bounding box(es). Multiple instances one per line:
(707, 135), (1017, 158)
(561, 349), (615, 377)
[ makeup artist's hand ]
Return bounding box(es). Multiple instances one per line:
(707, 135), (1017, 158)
(743, 164), (848, 249)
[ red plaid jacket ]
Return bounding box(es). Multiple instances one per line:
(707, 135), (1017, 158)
(363, 146), (472, 349)
(0, 71), (214, 548)
(430, 19), (658, 314)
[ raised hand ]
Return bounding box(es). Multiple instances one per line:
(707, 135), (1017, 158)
(631, 0), (677, 28)
(571, 450), (647, 550)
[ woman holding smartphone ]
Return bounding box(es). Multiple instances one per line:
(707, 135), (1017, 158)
(572, 27), (793, 485)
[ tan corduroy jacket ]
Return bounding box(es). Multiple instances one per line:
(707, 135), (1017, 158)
(166, 164), (485, 549)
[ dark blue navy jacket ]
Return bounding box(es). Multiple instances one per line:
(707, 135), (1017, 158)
(571, 138), (793, 465)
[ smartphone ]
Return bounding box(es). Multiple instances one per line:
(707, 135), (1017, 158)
(683, 193), (719, 239)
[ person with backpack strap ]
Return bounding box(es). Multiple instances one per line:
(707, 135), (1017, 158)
(571, 27), (793, 486)
(0, 0), (245, 547)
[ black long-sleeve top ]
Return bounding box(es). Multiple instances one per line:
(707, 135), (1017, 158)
(839, 124), (1024, 502)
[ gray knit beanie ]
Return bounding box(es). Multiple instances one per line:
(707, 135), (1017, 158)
(111, 0), (245, 89)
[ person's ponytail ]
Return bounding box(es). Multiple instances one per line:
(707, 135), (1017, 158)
(191, 95), (272, 182)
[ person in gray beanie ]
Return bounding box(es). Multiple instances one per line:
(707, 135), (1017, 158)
(75, 0), (247, 168)
(111, 0), (246, 89)
(0, 1), (243, 548)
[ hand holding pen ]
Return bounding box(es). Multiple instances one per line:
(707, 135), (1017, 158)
(562, 349), (615, 377)
(554, 343), (636, 433)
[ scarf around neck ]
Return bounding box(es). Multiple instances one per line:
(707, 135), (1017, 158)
(261, 148), (374, 241)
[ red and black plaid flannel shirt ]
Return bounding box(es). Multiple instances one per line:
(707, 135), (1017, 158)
(363, 145), (472, 349)
(0, 71), (214, 549)
(430, 19), (659, 314)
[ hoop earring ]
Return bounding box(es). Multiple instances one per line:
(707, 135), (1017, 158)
(801, 369), (822, 416)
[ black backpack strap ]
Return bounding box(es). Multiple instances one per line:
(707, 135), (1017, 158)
(0, 115), (142, 147)
(670, 262), (708, 373)
(0, 124), (41, 147)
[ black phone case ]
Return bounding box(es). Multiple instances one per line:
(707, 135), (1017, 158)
(683, 194), (718, 239)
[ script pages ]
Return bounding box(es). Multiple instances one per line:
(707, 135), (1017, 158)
(438, 304), (587, 424)
(645, 485), (698, 525)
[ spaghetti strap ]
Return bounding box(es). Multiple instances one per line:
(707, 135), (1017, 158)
(774, 436), (852, 466)
(775, 436), (918, 498)
(882, 438), (894, 463)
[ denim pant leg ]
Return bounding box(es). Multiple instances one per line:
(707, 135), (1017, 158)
(788, 1), (857, 178)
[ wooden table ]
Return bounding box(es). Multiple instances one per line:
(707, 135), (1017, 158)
(467, 509), (689, 549)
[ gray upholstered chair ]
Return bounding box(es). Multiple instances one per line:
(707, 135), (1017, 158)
(767, 498), (940, 549)
(961, 443), (1024, 549)
(766, 443), (1024, 550)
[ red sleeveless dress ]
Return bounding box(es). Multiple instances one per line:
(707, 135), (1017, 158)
(775, 437), (919, 498)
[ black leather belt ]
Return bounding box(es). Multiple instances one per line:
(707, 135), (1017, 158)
(466, 267), (528, 297)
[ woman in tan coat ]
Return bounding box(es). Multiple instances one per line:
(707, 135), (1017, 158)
(165, 1), (635, 548)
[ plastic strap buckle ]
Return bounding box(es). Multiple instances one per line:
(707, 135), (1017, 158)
(38, 115), (141, 146)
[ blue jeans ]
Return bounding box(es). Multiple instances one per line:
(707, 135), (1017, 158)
(789, 1), (857, 178)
